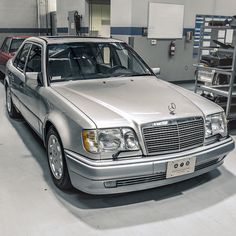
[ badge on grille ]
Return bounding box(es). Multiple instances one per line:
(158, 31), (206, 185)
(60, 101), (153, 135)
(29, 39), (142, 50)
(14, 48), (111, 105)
(168, 103), (176, 115)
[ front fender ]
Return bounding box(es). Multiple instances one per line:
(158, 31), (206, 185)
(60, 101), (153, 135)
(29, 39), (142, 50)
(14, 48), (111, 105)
(43, 111), (70, 147)
(43, 110), (100, 160)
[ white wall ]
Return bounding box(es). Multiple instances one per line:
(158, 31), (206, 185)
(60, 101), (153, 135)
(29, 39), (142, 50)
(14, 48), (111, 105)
(55, 0), (236, 35)
(0, 0), (39, 44)
(215, 0), (236, 16)
(57, 0), (89, 28)
(111, 0), (236, 30)
(184, 0), (215, 28)
(131, 0), (185, 27)
(110, 0), (132, 27)
(0, 0), (38, 28)
(121, 0), (236, 82)
(110, 0), (132, 42)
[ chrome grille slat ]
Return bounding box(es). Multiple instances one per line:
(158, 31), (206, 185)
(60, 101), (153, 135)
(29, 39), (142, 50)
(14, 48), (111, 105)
(179, 130), (204, 137)
(146, 142), (181, 148)
(145, 130), (179, 136)
(116, 173), (166, 187)
(179, 136), (204, 143)
(143, 128), (178, 135)
(146, 137), (204, 148)
(142, 117), (204, 155)
(144, 128), (203, 136)
(146, 137), (179, 144)
(178, 125), (203, 131)
(145, 131), (204, 142)
(178, 119), (203, 124)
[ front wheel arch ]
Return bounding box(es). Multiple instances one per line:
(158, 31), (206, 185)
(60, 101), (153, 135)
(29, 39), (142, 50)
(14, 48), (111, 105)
(44, 120), (54, 146)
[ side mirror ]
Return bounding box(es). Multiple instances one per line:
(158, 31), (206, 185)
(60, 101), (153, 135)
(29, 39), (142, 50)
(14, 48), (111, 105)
(25, 72), (43, 87)
(152, 67), (161, 76)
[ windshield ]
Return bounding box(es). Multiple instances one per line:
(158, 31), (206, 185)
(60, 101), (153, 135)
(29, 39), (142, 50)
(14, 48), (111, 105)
(10, 39), (25, 53)
(47, 42), (152, 82)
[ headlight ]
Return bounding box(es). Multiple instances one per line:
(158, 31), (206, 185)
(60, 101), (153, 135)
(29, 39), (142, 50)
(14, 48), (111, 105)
(205, 112), (227, 138)
(98, 129), (123, 152)
(82, 128), (140, 154)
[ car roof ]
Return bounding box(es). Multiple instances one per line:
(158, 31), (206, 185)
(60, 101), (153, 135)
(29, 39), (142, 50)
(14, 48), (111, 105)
(9, 36), (30, 39)
(28, 36), (124, 44)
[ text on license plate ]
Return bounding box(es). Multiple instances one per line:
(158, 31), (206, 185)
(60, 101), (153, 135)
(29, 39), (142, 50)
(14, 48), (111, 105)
(166, 157), (196, 179)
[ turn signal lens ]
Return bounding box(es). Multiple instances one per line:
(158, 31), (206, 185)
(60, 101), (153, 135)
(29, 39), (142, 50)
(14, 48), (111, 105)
(82, 130), (99, 153)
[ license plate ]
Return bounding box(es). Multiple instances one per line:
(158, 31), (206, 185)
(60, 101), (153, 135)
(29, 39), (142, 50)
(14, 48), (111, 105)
(166, 157), (196, 178)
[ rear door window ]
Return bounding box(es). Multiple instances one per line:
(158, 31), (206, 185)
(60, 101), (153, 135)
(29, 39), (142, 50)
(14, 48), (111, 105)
(10, 39), (25, 53)
(1, 38), (11, 53)
(13, 43), (31, 71)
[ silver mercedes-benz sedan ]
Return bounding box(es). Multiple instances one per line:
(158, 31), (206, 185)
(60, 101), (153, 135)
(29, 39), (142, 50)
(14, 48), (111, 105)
(4, 36), (235, 194)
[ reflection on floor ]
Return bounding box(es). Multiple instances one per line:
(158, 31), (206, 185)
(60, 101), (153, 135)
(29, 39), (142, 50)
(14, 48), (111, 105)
(0, 80), (236, 236)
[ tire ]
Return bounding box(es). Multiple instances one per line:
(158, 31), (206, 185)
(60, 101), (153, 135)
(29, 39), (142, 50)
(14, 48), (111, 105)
(0, 71), (5, 80)
(6, 85), (19, 118)
(46, 127), (72, 190)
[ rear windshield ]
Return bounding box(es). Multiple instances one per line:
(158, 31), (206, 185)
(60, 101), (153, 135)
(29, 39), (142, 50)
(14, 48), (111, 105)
(10, 39), (25, 53)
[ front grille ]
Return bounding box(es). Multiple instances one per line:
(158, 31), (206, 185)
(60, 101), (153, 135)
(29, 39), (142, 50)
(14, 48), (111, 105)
(195, 159), (219, 171)
(116, 173), (166, 187)
(142, 117), (205, 155)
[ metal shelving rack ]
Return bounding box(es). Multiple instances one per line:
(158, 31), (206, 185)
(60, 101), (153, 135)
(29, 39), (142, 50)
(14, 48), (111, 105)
(194, 16), (236, 120)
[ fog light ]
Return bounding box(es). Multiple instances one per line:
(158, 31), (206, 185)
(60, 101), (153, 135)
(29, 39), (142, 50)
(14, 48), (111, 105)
(104, 181), (117, 188)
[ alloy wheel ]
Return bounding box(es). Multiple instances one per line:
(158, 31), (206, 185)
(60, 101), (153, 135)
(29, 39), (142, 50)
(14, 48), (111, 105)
(48, 134), (64, 180)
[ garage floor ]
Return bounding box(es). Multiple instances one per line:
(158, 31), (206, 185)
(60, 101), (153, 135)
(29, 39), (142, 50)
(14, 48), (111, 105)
(0, 81), (236, 236)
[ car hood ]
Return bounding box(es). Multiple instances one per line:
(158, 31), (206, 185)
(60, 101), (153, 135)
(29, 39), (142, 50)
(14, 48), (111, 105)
(52, 76), (222, 128)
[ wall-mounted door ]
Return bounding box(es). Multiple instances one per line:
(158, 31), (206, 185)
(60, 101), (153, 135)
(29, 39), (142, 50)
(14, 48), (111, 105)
(89, 0), (111, 37)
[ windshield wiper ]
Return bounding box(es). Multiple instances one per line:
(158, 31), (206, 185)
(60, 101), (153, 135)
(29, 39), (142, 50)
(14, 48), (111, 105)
(129, 73), (153, 77)
(110, 73), (152, 78)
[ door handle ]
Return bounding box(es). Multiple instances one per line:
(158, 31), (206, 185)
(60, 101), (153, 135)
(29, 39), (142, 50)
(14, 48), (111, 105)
(19, 81), (25, 88)
(8, 72), (14, 83)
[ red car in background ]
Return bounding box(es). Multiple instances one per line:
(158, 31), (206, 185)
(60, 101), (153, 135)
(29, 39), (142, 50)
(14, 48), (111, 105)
(0, 36), (28, 76)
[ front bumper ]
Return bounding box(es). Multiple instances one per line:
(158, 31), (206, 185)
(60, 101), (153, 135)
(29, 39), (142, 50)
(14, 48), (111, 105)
(65, 137), (234, 195)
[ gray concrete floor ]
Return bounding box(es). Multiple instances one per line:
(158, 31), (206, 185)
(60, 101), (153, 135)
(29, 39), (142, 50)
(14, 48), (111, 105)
(0, 81), (236, 236)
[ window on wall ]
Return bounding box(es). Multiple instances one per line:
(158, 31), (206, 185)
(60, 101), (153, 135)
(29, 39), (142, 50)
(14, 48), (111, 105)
(89, 0), (111, 37)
